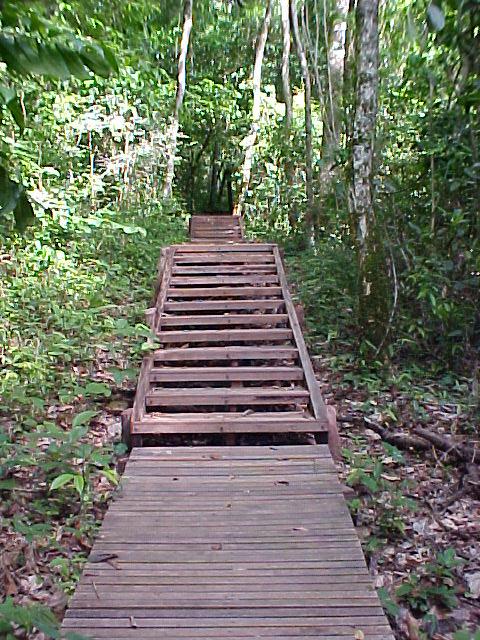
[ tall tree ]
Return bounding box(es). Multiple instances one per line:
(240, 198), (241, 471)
(349, 0), (388, 348)
(235, 0), (272, 218)
(280, 0), (293, 129)
(290, 0), (314, 228)
(279, 0), (296, 228)
(163, 0), (193, 199)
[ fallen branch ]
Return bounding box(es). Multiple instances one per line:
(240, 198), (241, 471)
(412, 426), (478, 464)
(362, 418), (430, 452)
(360, 416), (478, 464)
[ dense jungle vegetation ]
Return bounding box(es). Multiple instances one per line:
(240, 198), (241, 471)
(0, 0), (479, 638)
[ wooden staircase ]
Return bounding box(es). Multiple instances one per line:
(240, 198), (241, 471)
(127, 235), (339, 451)
(62, 212), (393, 640)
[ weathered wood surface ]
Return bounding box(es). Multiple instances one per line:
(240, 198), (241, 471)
(136, 227), (336, 443)
(61, 214), (393, 640)
(63, 446), (394, 639)
(190, 214), (244, 243)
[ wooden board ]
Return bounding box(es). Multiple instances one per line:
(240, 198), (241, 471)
(62, 445), (394, 639)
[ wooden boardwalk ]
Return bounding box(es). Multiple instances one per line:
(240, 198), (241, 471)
(62, 214), (393, 639)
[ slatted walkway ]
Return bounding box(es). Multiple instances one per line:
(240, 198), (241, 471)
(62, 213), (394, 639)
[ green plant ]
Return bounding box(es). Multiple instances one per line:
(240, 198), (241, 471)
(0, 597), (88, 639)
(395, 548), (464, 613)
(344, 446), (417, 541)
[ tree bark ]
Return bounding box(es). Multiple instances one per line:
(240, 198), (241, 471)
(324, 0), (349, 146)
(291, 0), (314, 228)
(209, 141), (220, 210)
(310, 0), (349, 231)
(342, 0), (357, 149)
(279, 0), (296, 228)
(234, 0), (272, 218)
(280, 0), (293, 128)
(163, 0), (193, 199)
(349, 0), (389, 348)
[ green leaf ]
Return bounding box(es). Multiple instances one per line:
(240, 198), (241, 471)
(72, 410), (98, 427)
(85, 382), (111, 397)
(100, 43), (119, 73)
(101, 468), (118, 485)
(0, 35), (26, 73)
(73, 475), (85, 496)
(427, 4), (445, 31)
(8, 95), (25, 129)
(56, 45), (90, 80)
(0, 84), (16, 104)
(80, 45), (112, 78)
(50, 473), (74, 491)
(360, 474), (378, 493)
(396, 582), (414, 597)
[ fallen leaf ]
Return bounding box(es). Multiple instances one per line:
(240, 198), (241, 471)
(465, 572), (480, 599)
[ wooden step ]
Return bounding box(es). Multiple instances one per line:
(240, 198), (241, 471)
(174, 244), (273, 253)
(145, 387), (310, 407)
(149, 366), (304, 382)
(156, 329), (293, 344)
(172, 265), (277, 274)
(152, 347), (298, 362)
(133, 415), (327, 434)
(174, 254), (275, 264)
(170, 275), (279, 286)
(159, 314), (289, 327)
(167, 286), (283, 299)
(164, 300), (285, 312)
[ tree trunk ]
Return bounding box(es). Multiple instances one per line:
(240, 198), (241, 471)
(313, 0), (349, 231)
(234, 0), (272, 218)
(349, 0), (389, 349)
(209, 141), (220, 210)
(279, 0), (296, 229)
(291, 0), (314, 229)
(342, 0), (357, 146)
(324, 0), (349, 146)
(280, 0), (293, 128)
(163, 0), (193, 199)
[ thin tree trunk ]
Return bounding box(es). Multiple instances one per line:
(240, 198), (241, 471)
(314, 0), (349, 230)
(324, 0), (349, 146)
(349, 0), (389, 349)
(280, 0), (293, 128)
(342, 0), (357, 143)
(234, 0), (272, 218)
(279, 0), (296, 228)
(209, 141), (220, 210)
(291, 0), (314, 227)
(163, 0), (193, 199)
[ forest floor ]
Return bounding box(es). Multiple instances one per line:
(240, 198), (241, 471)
(287, 248), (480, 640)
(1, 223), (479, 640)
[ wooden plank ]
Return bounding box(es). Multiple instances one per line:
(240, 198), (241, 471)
(159, 314), (289, 327)
(133, 418), (327, 435)
(174, 244), (273, 252)
(151, 246), (175, 331)
(149, 366), (303, 382)
(164, 300), (285, 311)
(156, 329), (293, 343)
(167, 286), (283, 298)
(273, 249), (324, 413)
(152, 346), (298, 361)
(174, 254), (275, 264)
(131, 357), (152, 422)
(170, 275), (279, 285)
(145, 387), (309, 407)
(173, 265), (277, 274)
